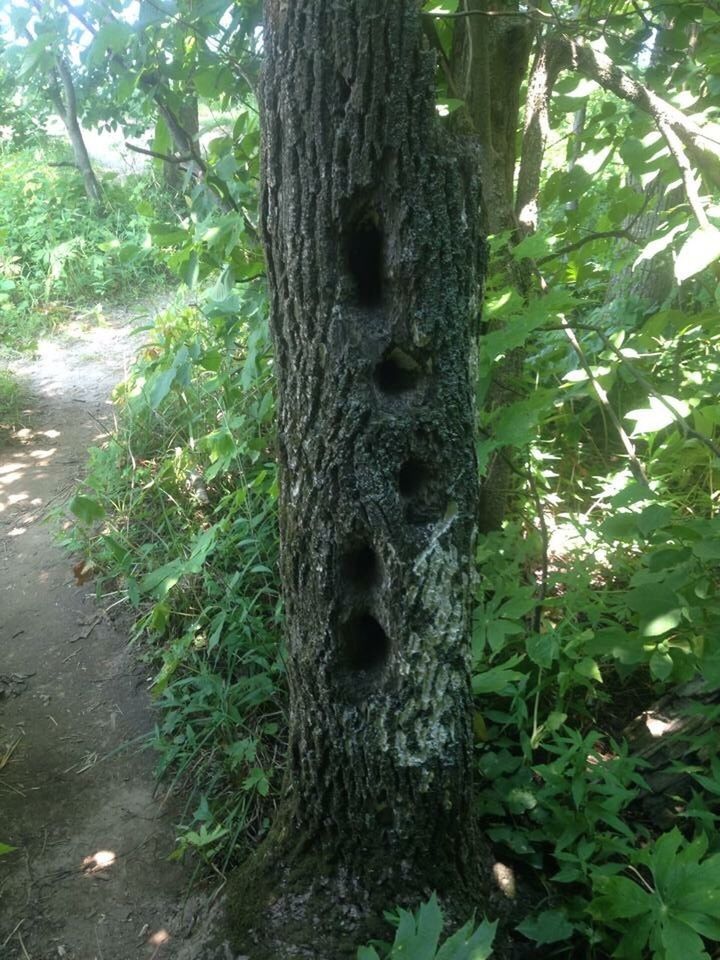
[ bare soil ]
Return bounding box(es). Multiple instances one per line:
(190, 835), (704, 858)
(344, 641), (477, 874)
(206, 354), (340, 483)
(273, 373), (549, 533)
(0, 304), (194, 960)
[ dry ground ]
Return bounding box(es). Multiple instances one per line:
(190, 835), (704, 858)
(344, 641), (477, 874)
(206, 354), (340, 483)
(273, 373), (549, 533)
(0, 304), (197, 960)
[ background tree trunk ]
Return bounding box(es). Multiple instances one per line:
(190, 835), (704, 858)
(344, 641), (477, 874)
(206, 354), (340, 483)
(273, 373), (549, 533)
(227, 2), (486, 956)
(162, 95), (200, 190)
(52, 57), (103, 207)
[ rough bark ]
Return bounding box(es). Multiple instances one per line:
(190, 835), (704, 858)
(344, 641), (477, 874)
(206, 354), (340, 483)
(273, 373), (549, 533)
(227, 2), (486, 957)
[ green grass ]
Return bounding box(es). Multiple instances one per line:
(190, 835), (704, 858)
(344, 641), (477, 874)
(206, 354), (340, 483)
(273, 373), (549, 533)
(0, 367), (24, 435)
(0, 140), (170, 349)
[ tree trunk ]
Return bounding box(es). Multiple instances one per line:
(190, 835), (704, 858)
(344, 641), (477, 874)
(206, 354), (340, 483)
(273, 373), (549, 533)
(449, 8), (538, 534)
(162, 96), (199, 190)
(53, 57), (103, 208)
(227, 2), (486, 956)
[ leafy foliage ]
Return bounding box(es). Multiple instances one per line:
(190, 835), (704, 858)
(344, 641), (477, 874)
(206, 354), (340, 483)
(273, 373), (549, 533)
(357, 894), (497, 960)
(0, 141), (166, 347)
(591, 829), (720, 959)
(1, 0), (719, 955)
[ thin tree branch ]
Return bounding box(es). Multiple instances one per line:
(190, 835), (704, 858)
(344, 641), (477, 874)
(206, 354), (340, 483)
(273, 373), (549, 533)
(527, 467), (549, 636)
(560, 318), (650, 487)
(537, 193), (652, 264)
(656, 118), (711, 230)
(124, 141), (192, 163)
(572, 323), (720, 459)
(537, 228), (640, 264)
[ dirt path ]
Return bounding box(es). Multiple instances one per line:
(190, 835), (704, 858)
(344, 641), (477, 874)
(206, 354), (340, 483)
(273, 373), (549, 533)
(0, 305), (192, 959)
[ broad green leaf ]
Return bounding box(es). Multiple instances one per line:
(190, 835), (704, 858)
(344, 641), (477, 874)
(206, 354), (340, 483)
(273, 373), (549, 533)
(411, 894), (444, 959)
(692, 540), (720, 560)
(650, 650), (674, 680)
(144, 366), (177, 410)
(574, 657), (603, 682)
(625, 396), (690, 435)
(473, 663), (525, 695)
(516, 910), (573, 945)
(660, 915), (707, 959)
(642, 609), (682, 637)
(591, 876), (653, 919)
(69, 494), (105, 524)
(675, 225), (720, 283)
(673, 911), (720, 940)
(634, 222), (686, 268)
(496, 588), (536, 619)
(526, 632), (559, 669)
(626, 585), (680, 619)
(650, 828), (684, 893)
(436, 917), (497, 959)
(357, 948), (381, 960)
(423, 0), (459, 11)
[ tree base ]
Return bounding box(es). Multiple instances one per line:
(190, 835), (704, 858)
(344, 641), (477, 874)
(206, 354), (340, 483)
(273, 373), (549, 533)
(223, 814), (528, 960)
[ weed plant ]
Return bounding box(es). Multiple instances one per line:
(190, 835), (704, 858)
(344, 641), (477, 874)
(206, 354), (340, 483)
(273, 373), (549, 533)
(0, 140), (168, 348)
(64, 289), (284, 870)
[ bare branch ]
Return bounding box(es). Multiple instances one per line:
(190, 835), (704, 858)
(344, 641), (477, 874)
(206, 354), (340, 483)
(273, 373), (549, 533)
(536, 228), (640, 264)
(124, 141), (192, 163)
(560, 318), (649, 487)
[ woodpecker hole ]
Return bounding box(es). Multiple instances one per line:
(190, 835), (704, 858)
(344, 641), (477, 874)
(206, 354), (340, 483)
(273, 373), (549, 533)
(398, 458), (431, 499)
(340, 613), (390, 672)
(341, 544), (380, 590)
(346, 216), (383, 306)
(375, 347), (421, 394)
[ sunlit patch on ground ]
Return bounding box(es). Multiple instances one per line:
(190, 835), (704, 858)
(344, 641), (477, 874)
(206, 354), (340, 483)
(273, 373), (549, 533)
(82, 848), (117, 873)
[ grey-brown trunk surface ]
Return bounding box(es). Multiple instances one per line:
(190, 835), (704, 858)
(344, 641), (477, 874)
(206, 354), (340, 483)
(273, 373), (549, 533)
(227, 1), (486, 956)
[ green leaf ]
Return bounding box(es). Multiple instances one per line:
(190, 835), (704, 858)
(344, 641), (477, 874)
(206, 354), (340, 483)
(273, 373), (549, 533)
(0, 842), (16, 856)
(526, 632), (559, 669)
(410, 894), (444, 960)
(651, 828), (684, 894)
(574, 657), (603, 682)
(144, 366), (177, 410)
(660, 915), (708, 959)
(472, 663), (525, 695)
(69, 494), (105, 524)
(516, 910), (573, 945)
(436, 917), (497, 959)
(673, 910), (720, 940)
(642, 609), (682, 638)
(619, 137), (646, 172)
(650, 650), (674, 680)
(357, 948), (381, 960)
(625, 396), (690, 435)
(675, 225), (720, 283)
(591, 876), (653, 919)
(692, 539), (720, 561)
(423, 0), (459, 11)
(496, 587), (536, 619)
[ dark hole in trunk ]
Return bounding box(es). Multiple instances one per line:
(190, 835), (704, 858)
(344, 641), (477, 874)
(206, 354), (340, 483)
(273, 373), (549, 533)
(398, 458), (431, 499)
(340, 613), (389, 671)
(341, 544), (379, 590)
(375, 347), (421, 394)
(346, 219), (383, 305)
